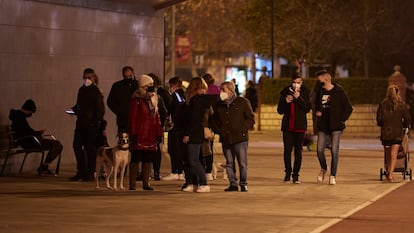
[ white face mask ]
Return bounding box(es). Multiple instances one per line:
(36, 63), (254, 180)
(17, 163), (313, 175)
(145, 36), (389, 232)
(84, 79), (93, 87)
(292, 83), (301, 91)
(220, 91), (229, 101)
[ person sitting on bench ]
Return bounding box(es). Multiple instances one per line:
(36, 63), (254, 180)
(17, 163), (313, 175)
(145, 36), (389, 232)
(9, 99), (63, 176)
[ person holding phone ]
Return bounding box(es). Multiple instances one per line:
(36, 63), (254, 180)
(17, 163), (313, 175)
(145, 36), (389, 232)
(277, 74), (311, 184)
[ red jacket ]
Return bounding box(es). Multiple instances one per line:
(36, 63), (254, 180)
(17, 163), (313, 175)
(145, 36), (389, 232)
(128, 97), (162, 151)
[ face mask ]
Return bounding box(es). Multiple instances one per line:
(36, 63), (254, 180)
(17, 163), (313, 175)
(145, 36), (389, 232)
(84, 78), (93, 87)
(220, 91), (229, 101)
(292, 83), (301, 90)
(25, 113), (33, 118)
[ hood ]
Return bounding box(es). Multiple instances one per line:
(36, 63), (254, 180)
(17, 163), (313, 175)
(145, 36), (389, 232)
(9, 109), (23, 121)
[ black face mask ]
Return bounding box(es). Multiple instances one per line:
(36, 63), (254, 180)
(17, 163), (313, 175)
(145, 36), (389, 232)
(147, 86), (155, 92)
(316, 81), (324, 90)
(25, 113), (33, 118)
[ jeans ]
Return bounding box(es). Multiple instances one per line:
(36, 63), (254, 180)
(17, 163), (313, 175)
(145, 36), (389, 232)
(222, 141), (248, 187)
(188, 143), (207, 186)
(317, 130), (342, 176)
(282, 131), (305, 178)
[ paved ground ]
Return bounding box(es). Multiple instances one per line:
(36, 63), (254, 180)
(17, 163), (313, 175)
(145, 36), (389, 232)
(0, 130), (412, 233)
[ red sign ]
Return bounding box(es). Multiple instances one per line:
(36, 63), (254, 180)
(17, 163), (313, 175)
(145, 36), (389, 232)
(175, 36), (191, 62)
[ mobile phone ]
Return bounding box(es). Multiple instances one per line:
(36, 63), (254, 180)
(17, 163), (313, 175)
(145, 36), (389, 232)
(147, 86), (155, 92)
(65, 109), (75, 115)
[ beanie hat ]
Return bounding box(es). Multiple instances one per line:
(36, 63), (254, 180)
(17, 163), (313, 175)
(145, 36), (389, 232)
(139, 74), (154, 87)
(22, 99), (37, 112)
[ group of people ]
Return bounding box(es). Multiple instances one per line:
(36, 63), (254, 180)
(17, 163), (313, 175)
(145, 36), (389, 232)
(278, 69), (410, 185)
(8, 67), (408, 190)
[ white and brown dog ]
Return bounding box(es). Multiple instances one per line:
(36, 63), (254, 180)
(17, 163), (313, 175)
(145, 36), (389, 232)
(94, 132), (130, 191)
(212, 162), (228, 180)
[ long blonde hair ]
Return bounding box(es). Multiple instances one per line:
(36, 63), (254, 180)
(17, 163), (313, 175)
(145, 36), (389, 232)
(186, 77), (207, 103)
(382, 85), (402, 111)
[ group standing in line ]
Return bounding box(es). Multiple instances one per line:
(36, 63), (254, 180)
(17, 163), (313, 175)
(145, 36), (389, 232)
(14, 65), (409, 190)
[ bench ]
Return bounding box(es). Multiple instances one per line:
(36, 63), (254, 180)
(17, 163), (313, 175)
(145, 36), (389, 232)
(0, 125), (61, 176)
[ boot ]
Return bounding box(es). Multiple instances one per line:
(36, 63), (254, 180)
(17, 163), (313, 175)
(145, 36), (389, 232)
(142, 162), (154, 191)
(129, 163), (139, 190)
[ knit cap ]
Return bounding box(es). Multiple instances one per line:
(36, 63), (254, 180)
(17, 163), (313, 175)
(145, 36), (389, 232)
(139, 74), (154, 87)
(22, 99), (36, 112)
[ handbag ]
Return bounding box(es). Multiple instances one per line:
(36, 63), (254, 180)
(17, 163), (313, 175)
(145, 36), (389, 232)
(203, 127), (214, 140)
(201, 140), (212, 157)
(163, 115), (174, 132)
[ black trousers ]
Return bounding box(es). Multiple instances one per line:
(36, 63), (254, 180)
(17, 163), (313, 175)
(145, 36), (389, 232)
(73, 124), (98, 178)
(19, 137), (63, 166)
(282, 131), (305, 178)
(167, 130), (186, 174)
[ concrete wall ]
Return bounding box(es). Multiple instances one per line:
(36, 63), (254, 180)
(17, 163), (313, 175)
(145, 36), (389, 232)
(259, 104), (380, 137)
(0, 0), (165, 173)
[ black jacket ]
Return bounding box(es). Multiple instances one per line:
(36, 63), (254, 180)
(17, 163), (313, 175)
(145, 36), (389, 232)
(169, 88), (187, 132)
(9, 109), (41, 139)
(315, 83), (353, 132)
(107, 79), (138, 132)
(74, 84), (105, 128)
(277, 85), (311, 131)
(184, 94), (219, 144)
(212, 96), (255, 145)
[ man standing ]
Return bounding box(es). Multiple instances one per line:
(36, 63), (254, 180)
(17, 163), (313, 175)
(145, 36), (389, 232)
(212, 81), (255, 192)
(277, 74), (311, 184)
(162, 76), (187, 182)
(107, 66), (138, 133)
(314, 70), (353, 185)
(70, 68), (105, 181)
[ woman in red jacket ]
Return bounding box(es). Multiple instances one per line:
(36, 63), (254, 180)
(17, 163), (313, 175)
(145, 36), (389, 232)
(128, 74), (163, 191)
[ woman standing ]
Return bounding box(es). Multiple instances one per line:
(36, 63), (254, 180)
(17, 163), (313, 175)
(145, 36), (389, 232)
(128, 74), (163, 191)
(377, 85), (411, 182)
(182, 77), (218, 192)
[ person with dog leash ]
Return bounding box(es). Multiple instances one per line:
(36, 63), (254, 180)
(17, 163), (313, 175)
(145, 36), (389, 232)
(277, 74), (311, 184)
(128, 74), (163, 191)
(211, 81), (255, 192)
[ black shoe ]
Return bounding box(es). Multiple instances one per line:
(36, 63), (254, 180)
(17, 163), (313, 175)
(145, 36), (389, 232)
(292, 177), (301, 184)
(143, 185), (154, 191)
(240, 186), (248, 192)
(224, 185), (238, 192)
(37, 166), (56, 176)
(69, 174), (82, 181)
(284, 173), (291, 183)
(129, 186), (136, 191)
(181, 183), (188, 191)
(153, 172), (161, 181)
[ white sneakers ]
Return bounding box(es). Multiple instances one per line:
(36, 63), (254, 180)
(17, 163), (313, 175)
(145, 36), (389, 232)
(317, 169), (336, 185)
(162, 173), (179, 181)
(161, 173), (185, 181)
(182, 184), (211, 193)
(317, 169), (327, 182)
(182, 184), (194, 192)
(196, 185), (210, 193)
(329, 176), (336, 185)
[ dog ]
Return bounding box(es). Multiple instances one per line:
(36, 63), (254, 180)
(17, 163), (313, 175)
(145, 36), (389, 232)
(212, 162), (228, 180)
(94, 132), (130, 191)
